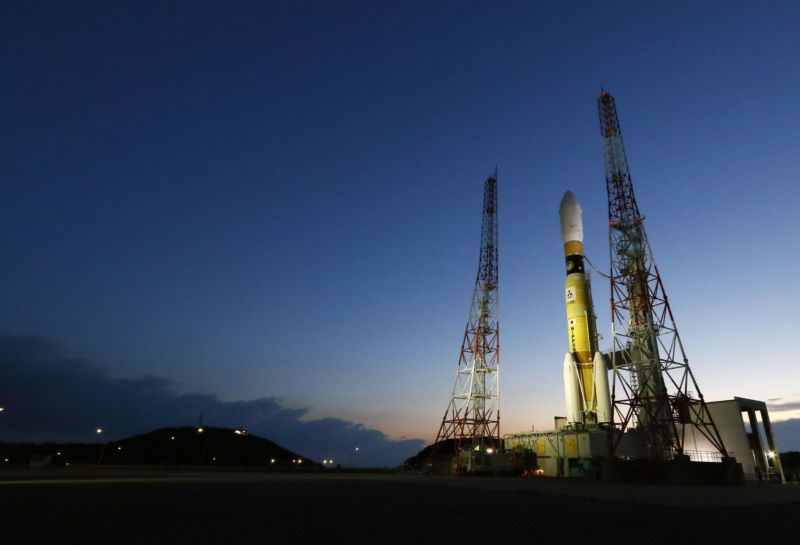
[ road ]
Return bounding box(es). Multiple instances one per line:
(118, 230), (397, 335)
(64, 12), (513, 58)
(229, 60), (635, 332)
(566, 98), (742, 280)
(1, 468), (798, 544)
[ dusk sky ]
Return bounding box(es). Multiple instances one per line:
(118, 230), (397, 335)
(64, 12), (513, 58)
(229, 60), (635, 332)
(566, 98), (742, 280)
(2, 1), (799, 465)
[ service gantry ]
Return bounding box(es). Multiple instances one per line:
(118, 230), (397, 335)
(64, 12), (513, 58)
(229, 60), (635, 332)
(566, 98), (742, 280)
(598, 90), (728, 461)
(435, 172), (500, 460)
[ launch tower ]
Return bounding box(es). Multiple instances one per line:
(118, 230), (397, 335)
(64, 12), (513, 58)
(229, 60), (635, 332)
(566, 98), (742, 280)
(435, 172), (500, 463)
(598, 90), (728, 461)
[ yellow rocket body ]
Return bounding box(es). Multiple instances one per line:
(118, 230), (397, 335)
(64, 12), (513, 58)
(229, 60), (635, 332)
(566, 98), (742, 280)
(564, 240), (597, 408)
(559, 191), (611, 427)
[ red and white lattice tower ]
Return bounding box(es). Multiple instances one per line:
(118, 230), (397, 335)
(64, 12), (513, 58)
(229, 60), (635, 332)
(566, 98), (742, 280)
(435, 172), (500, 460)
(598, 90), (728, 461)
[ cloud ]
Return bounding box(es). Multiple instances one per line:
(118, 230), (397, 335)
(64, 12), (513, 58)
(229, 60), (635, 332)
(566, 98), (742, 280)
(773, 419), (800, 451)
(0, 336), (424, 466)
(768, 399), (800, 412)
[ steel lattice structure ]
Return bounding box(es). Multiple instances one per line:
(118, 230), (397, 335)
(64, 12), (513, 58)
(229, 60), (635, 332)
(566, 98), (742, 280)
(435, 173), (500, 456)
(598, 90), (727, 460)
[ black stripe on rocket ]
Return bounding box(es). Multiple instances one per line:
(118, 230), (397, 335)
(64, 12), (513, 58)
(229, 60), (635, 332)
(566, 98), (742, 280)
(565, 254), (585, 275)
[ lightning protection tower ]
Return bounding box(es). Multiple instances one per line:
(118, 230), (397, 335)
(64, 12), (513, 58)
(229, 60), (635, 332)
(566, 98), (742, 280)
(435, 172), (500, 465)
(598, 90), (727, 461)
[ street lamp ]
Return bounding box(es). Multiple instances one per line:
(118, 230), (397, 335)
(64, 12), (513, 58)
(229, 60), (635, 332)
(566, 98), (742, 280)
(197, 427), (210, 465)
(166, 436), (175, 464)
(96, 428), (109, 465)
(349, 446), (360, 467)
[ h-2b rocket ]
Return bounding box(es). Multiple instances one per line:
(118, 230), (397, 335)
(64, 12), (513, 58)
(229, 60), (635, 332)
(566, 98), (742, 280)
(559, 191), (612, 427)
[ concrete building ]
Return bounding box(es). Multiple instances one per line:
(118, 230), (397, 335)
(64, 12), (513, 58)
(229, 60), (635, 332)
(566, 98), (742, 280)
(681, 397), (785, 483)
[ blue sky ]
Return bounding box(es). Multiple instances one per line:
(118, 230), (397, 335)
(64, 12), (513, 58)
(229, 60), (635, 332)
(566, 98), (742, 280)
(1, 2), (799, 462)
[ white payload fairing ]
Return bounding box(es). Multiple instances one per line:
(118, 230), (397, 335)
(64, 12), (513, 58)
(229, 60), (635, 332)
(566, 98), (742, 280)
(559, 191), (612, 427)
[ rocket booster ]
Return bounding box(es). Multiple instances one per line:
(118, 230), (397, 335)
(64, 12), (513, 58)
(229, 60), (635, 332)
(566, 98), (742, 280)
(559, 191), (611, 426)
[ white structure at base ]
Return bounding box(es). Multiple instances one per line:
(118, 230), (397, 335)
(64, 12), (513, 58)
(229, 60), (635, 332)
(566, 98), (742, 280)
(681, 397), (785, 482)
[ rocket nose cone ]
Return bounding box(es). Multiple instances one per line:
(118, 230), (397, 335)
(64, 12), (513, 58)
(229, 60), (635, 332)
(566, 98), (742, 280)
(559, 190), (584, 243)
(559, 191), (578, 214)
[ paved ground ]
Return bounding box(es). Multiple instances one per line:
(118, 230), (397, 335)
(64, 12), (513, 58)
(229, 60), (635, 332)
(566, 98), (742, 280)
(1, 468), (798, 544)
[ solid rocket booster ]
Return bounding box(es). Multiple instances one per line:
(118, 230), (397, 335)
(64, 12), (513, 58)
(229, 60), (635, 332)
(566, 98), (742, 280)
(559, 191), (611, 425)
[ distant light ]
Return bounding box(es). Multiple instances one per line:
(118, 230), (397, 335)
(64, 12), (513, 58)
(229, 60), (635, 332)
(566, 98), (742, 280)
(65, 462), (71, 467)
(768, 451), (776, 459)
(170, 436), (175, 441)
(96, 428), (103, 434)
(474, 445), (480, 451)
(3, 458), (8, 462)
(234, 430), (242, 435)
(212, 457), (216, 461)
(117, 446), (122, 451)
(56, 452), (61, 456)
(270, 458), (276, 464)
(486, 448), (494, 454)
(298, 459), (302, 464)
(0, 406), (5, 412)
(197, 427), (204, 433)
(355, 447), (359, 452)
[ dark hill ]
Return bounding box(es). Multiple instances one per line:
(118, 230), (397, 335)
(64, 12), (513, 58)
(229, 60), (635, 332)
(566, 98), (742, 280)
(0, 426), (319, 468)
(780, 451), (800, 482)
(403, 439), (457, 469)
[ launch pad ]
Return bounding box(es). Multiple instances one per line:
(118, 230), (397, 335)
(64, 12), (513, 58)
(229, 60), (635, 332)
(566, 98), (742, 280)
(427, 90), (785, 485)
(504, 426), (746, 484)
(505, 423), (641, 479)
